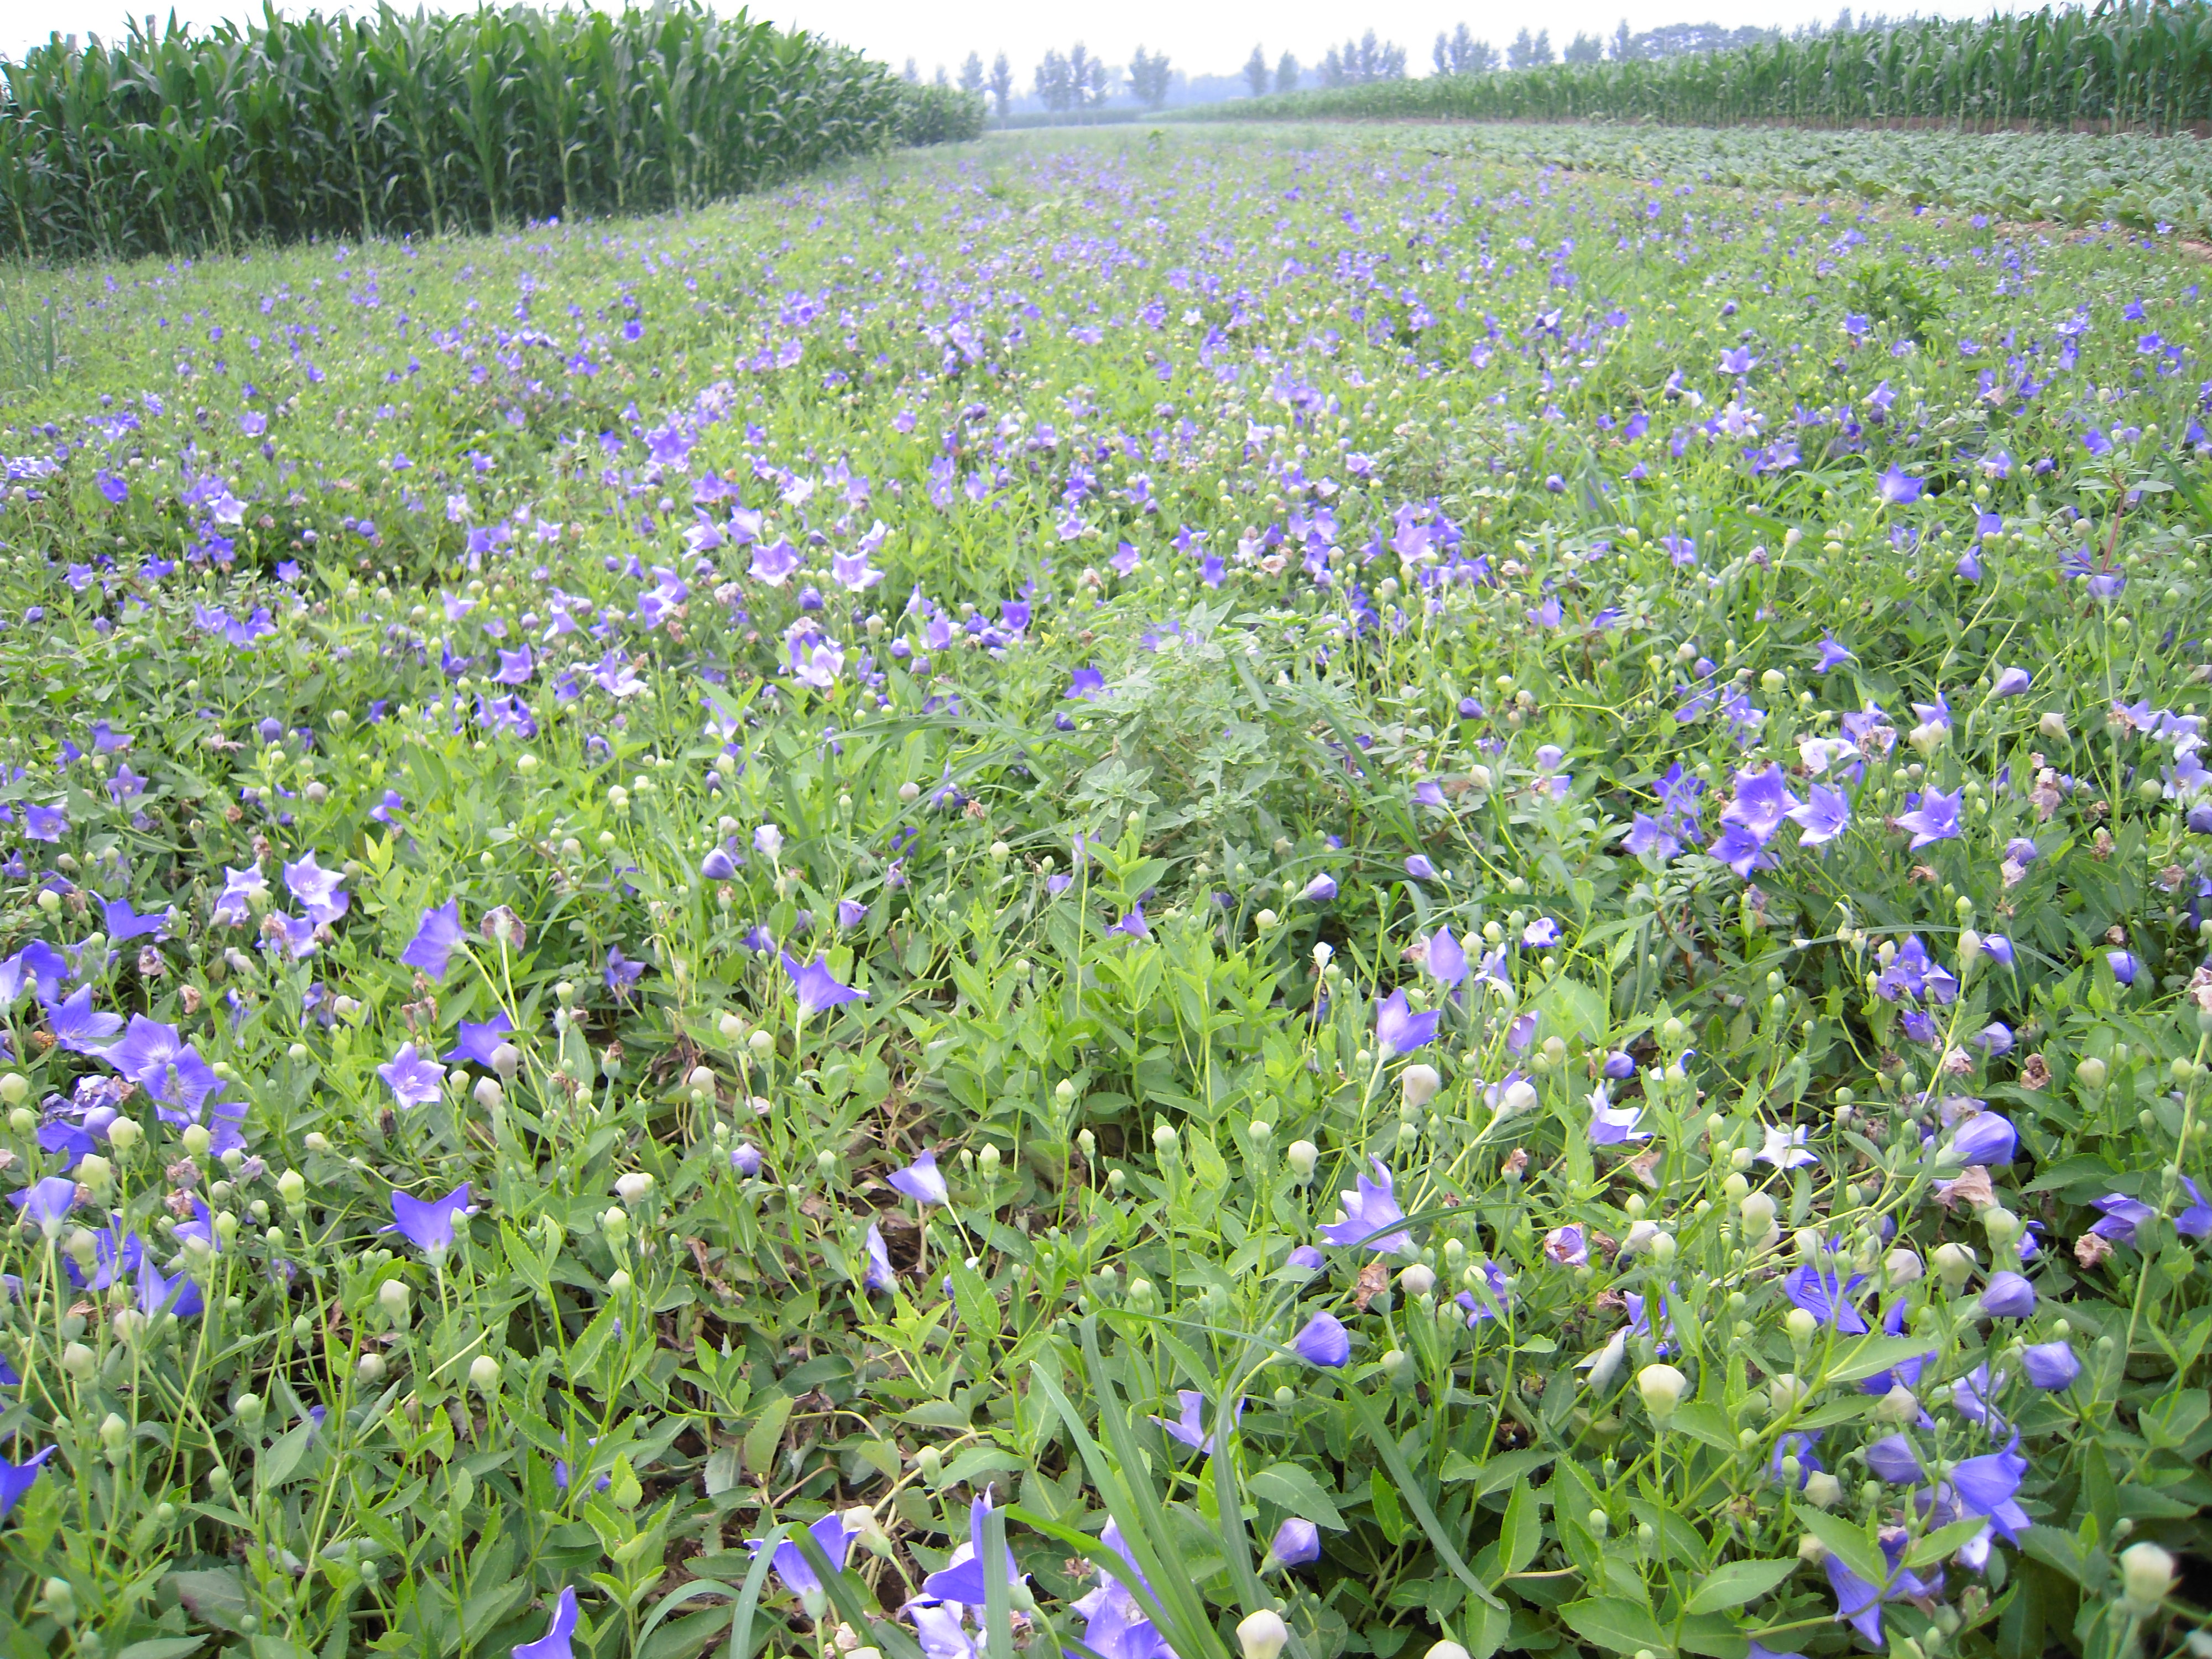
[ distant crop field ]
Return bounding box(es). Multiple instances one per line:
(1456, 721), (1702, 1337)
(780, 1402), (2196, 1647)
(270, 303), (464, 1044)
(0, 121), (2203, 1659)
(0, 3), (979, 263)
(1196, 2), (2212, 134)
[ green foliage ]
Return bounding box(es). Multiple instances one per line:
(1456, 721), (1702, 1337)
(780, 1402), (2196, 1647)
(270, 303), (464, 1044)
(0, 123), (2202, 1659)
(1193, 0), (2212, 137)
(0, 3), (915, 261)
(899, 82), (987, 147)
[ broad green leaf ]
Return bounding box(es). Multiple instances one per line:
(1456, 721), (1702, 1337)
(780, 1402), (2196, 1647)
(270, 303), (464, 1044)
(1683, 1557), (1798, 1614)
(1558, 1597), (1673, 1657)
(1797, 1506), (1888, 1590)
(1249, 1461), (1345, 1530)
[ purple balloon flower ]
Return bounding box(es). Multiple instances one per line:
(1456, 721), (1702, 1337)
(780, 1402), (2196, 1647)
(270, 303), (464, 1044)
(1373, 990), (1438, 1056)
(888, 1149), (948, 1206)
(1318, 1157), (1412, 1253)
(514, 1587), (579, 1659)
(377, 1042), (446, 1109)
(1979, 1271), (2036, 1318)
(2090, 1193), (2156, 1244)
(920, 1488), (1024, 1606)
(385, 1183), (475, 1256)
(1293, 1311), (1350, 1367)
(0, 1446), (54, 1522)
(1269, 1517), (1322, 1567)
(1426, 927), (1467, 989)
(781, 952), (864, 1016)
(1895, 787), (1961, 849)
(747, 1511), (855, 1600)
(863, 1221), (895, 1292)
(1947, 1112), (2017, 1165)
(400, 901), (466, 979)
(1782, 1264), (1869, 1333)
(8, 1176), (77, 1237)
(2022, 1341), (2080, 1390)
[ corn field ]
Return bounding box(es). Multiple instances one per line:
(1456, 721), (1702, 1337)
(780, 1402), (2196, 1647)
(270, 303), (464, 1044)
(1196, 0), (2212, 135)
(0, 3), (936, 262)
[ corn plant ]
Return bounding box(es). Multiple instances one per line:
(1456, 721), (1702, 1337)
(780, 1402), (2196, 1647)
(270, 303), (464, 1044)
(0, 2), (964, 262)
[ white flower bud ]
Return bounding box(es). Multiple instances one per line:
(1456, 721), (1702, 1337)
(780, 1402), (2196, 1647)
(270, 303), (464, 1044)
(1237, 1609), (1289, 1659)
(615, 1172), (655, 1205)
(468, 1354), (501, 1394)
(473, 1077), (504, 1111)
(1802, 1471), (1842, 1507)
(490, 1043), (521, 1081)
(1286, 1140), (1318, 1182)
(1885, 1248), (1923, 1284)
(1877, 1384), (1921, 1423)
(2120, 1542), (2176, 1614)
(1637, 1363), (1687, 1421)
(1933, 1241), (1978, 1293)
(106, 1118), (141, 1156)
(1500, 1079), (1538, 1118)
(1401, 1065), (1442, 1109)
(1400, 1264), (1436, 1296)
(1785, 1308), (1818, 1342)
(1739, 1191), (1779, 1246)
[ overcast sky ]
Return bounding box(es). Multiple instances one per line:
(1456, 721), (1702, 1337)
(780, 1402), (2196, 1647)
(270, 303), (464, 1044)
(0, 0), (2000, 76)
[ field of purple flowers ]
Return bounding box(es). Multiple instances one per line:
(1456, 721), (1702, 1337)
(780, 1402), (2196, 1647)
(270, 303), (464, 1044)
(0, 122), (2206, 1659)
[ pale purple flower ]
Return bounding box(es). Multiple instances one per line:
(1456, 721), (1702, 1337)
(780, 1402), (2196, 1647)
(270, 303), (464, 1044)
(400, 901), (465, 979)
(1373, 990), (1438, 1056)
(1267, 1517), (1321, 1568)
(1318, 1157), (1411, 1253)
(888, 1150), (948, 1206)
(1878, 466), (1923, 505)
(2107, 951), (2140, 986)
(2091, 1193), (2156, 1244)
(377, 1042), (446, 1108)
(1587, 1087), (1648, 1146)
(1292, 1311), (1350, 1366)
(1405, 854), (1437, 881)
(1895, 787), (1961, 848)
(782, 952), (864, 1016)
(2022, 1341), (2080, 1390)
(863, 1221), (895, 1292)
(283, 853), (348, 926)
(1788, 784), (1851, 846)
(1992, 666), (2031, 696)
(385, 1183), (475, 1256)
(1425, 927), (1467, 989)
(210, 862), (265, 926)
(1979, 1272), (2036, 1318)
(1301, 873), (1338, 902)
(514, 1587), (578, 1659)
(8, 1176), (77, 1237)
(0, 1447), (54, 1522)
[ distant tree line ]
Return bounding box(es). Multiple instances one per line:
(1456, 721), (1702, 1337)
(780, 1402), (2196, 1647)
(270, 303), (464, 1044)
(935, 11), (1919, 120)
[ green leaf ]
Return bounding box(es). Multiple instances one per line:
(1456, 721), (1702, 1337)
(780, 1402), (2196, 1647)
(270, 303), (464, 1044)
(1498, 1480), (1542, 1578)
(948, 1257), (1000, 1338)
(1905, 1517), (1993, 1569)
(1344, 1389), (1505, 1609)
(1249, 1461), (1345, 1531)
(257, 1421), (315, 1493)
(1797, 1506), (1888, 1589)
(117, 1642), (208, 1659)
(1558, 1597), (1674, 1657)
(1683, 1558), (1798, 1614)
(167, 1568), (249, 1635)
(1820, 1335), (1938, 1386)
(1669, 1400), (1739, 1452)
(743, 1392), (795, 1479)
